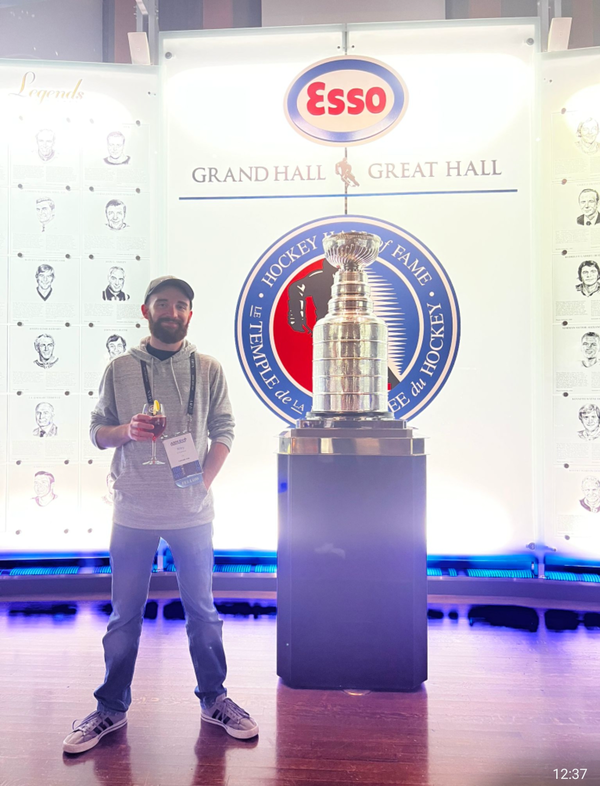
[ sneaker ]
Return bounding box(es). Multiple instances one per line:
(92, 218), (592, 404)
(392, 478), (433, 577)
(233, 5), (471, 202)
(201, 696), (259, 740)
(62, 709), (127, 754)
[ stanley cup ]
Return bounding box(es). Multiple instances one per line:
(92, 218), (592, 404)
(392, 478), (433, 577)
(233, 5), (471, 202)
(311, 231), (389, 416)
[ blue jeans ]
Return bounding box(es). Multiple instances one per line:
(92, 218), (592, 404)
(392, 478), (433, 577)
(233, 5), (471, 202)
(94, 522), (227, 713)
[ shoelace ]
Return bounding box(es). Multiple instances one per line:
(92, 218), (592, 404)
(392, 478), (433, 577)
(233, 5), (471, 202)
(215, 699), (250, 720)
(72, 711), (105, 733)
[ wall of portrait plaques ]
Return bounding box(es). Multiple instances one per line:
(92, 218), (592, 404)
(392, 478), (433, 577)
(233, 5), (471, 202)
(542, 48), (600, 562)
(0, 61), (158, 554)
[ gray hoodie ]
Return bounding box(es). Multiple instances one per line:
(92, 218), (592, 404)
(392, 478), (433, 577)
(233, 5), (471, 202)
(90, 337), (234, 529)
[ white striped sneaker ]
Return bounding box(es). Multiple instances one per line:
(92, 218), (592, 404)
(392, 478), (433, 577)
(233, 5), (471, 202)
(63, 709), (127, 754)
(201, 696), (259, 740)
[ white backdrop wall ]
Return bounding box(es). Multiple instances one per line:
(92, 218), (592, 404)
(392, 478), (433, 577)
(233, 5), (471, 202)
(261, 0), (446, 26)
(163, 20), (540, 555)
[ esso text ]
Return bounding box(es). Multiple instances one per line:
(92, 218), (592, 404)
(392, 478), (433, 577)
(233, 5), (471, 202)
(305, 82), (387, 117)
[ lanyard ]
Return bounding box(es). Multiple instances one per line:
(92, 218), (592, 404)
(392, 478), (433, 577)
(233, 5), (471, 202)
(140, 353), (196, 429)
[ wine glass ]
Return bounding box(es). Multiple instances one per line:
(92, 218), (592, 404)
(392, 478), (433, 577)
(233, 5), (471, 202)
(142, 401), (166, 465)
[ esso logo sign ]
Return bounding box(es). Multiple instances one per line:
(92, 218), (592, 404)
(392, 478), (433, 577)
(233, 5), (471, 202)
(284, 56), (408, 146)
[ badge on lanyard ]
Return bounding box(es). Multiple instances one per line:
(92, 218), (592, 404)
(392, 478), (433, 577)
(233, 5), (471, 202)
(163, 433), (204, 488)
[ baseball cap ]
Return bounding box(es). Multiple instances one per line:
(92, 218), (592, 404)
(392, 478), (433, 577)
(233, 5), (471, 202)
(144, 275), (194, 305)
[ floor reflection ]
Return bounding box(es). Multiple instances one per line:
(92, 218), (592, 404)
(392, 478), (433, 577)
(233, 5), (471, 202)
(191, 722), (259, 785)
(62, 726), (133, 784)
(276, 678), (429, 784)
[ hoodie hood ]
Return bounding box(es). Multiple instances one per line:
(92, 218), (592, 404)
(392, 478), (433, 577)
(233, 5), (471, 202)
(129, 336), (198, 363)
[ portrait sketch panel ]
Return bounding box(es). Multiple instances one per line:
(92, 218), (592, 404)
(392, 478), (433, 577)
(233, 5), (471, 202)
(553, 323), (600, 393)
(81, 258), (147, 324)
(553, 254), (600, 322)
(0, 326), (7, 394)
(0, 395), (7, 463)
(80, 461), (117, 542)
(0, 255), (7, 323)
(8, 392), (80, 462)
(554, 395), (600, 463)
(553, 466), (600, 546)
(81, 324), (143, 392)
(9, 324), (80, 394)
(552, 182), (600, 252)
(551, 111), (600, 181)
(0, 466), (6, 534)
(0, 189), (8, 257)
(83, 122), (149, 190)
(9, 119), (80, 190)
(0, 131), (8, 188)
(81, 392), (115, 462)
(9, 256), (80, 324)
(9, 187), (80, 257)
(82, 190), (150, 259)
(6, 462), (79, 543)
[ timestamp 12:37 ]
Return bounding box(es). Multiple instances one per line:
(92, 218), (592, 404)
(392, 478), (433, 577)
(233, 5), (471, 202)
(554, 770), (587, 780)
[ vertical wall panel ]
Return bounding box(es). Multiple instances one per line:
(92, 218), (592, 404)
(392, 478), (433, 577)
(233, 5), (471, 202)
(471, 0), (502, 18)
(203, 0), (234, 29)
(233, 0), (262, 28)
(114, 0), (136, 64)
(0, 0), (103, 62)
(564, 0), (594, 48)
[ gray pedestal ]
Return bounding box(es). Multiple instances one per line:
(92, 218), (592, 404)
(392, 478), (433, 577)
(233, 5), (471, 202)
(277, 423), (427, 691)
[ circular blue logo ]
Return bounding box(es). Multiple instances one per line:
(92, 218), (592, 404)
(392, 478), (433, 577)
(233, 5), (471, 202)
(235, 215), (460, 423)
(284, 56), (408, 146)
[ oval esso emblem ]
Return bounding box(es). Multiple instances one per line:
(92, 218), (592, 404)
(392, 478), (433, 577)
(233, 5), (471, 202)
(284, 57), (408, 146)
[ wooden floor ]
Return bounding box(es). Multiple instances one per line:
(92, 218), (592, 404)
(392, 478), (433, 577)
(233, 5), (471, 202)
(1, 601), (600, 786)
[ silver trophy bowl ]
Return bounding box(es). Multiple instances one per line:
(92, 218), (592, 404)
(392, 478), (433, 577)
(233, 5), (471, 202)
(310, 230), (390, 417)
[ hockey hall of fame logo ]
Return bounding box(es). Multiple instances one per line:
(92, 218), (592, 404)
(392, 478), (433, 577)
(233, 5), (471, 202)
(235, 215), (461, 423)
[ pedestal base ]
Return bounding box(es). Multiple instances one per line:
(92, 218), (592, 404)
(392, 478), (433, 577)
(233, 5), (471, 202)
(277, 431), (427, 691)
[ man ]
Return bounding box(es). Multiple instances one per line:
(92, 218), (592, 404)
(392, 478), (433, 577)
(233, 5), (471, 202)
(102, 267), (130, 301)
(104, 131), (130, 166)
(33, 333), (58, 369)
(580, 477), (600, 513)
(35, 264), (55, 301)
(33, 471), (57, 507)
(577, 189), (600, 226)
(36, 129), (56, 162)
(33, 402), (57, 437)
(575, 260), (600, 297)
(105, 199), (128, 231)
(106, 334), (127, 359)
(576, 118), (600, 156)
(63, 275), (258, 755)
(36, 197), (55, 232)
(578, 403), (600, 441)
(581, 332), (600, 368)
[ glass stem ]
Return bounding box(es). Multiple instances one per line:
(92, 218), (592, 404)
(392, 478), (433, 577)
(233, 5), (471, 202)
(152, 437), (157, 463)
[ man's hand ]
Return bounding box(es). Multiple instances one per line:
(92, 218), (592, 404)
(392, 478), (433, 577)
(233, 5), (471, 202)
(95, 414), (155, 449)
(128, 413), (156, 442)
(202, 442), (230, 490)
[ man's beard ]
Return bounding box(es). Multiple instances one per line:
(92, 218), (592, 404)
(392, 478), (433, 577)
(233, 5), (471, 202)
(148, 313), (189, 344)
